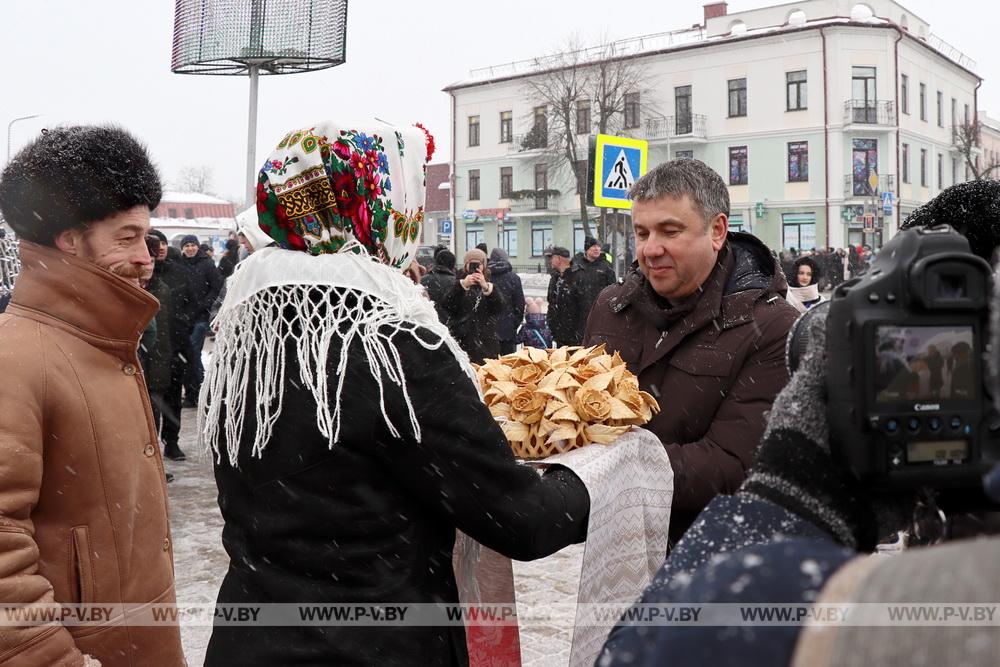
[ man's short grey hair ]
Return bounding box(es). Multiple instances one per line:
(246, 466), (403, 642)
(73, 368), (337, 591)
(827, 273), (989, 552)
(629, 159), (730, 227)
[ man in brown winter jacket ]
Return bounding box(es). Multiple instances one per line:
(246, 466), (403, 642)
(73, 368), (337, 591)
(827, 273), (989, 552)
(0, 126), (185, 666)
(585, 159), (798, 545)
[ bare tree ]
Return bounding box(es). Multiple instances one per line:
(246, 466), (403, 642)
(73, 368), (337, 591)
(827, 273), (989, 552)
(954, 120), (1000, 181)
(522, 37), (652, 240)
(172, 164), (216, 194)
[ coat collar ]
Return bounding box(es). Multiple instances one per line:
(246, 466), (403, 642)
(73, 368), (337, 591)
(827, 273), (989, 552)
(9, 241), (159, 345)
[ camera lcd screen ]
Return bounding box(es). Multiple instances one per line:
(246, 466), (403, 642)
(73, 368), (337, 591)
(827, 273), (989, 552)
(874, 325), (976, 403)
(906, 440), (968, 464)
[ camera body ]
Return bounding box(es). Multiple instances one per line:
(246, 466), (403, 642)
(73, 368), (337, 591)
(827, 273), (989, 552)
(825, 225), (999, 491)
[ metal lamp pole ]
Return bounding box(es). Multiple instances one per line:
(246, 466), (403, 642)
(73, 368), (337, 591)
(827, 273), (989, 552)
(6, 114), (41, 164)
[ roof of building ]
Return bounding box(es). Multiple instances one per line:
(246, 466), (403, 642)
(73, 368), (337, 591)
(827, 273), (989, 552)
(445, 8), (976, 91)
(160, 191), (232, 205)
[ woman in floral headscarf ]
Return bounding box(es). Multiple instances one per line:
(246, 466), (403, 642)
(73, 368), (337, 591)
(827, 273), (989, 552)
(200, 121), (589, 666)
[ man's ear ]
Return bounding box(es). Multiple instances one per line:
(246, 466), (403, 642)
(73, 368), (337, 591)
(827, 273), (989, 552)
(53, 228), (83, 256)
(710, 214), (728, 252)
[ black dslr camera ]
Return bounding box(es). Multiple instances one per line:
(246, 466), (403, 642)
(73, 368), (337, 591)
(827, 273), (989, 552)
(790, 225), (999, 494)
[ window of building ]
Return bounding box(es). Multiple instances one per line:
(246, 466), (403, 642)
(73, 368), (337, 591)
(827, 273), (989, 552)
(468, 169), (480, 201)
(534, 163), (548, 209)
(168, 207), (178, 218)
(786, 71), (807, 111)
(500, 111), (513, 143)
(468, 115), (480, 147)
(852, 67), (877, 123)
(573, 221), (586, 254)
(902, 143), (910, 183)
(787, 141), (809, 182)
(184, 208), (194, 219)
(728, 213), (745, 233)
(852, 139), (878, 195)
(500, 226), (518, 258)
(919, 83), (927, 121)
(465, 223), (484, 251)
(675, 85), (692, 134)
(965, 103), (970, 125)
(528, 106), (548, 148)
(936, 91), (943, 128)
(676, 150), (694, 159)
(531, 222), (553, 256)
(624, 92), (640, 129)
(782, 213), (817, 251)
(576, 100), (591, 135)
(728, 78), (747, 117)
(901, 74), (909, 115)
(953, 157), (959, 185)
(951, 98), (957, 128)
(729, 146), (748, 185)
(920, 149), (928, 187)
(937, 153), (943, 189)
(500, 166), (513, 199)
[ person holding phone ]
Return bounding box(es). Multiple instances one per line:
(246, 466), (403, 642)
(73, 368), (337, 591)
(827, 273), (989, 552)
(443, 247), (505, 363)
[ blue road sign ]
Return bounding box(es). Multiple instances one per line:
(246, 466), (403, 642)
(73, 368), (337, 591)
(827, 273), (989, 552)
(882, 191), (893, 215)
(592, 134), (648, 209)
(439, 219), (453, 236)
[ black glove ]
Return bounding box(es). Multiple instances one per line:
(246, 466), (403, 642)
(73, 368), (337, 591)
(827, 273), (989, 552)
(741, 308), (913, 551)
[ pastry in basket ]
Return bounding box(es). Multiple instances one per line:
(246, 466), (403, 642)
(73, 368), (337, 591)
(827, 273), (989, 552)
(475, 345), (660, 459)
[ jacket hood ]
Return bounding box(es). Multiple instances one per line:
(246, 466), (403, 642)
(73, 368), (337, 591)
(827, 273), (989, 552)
(488, 248), (513, 275)
(725, 232), (785, 296)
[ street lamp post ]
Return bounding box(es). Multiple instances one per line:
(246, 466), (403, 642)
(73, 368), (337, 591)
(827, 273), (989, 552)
(6, 114), (41, 164)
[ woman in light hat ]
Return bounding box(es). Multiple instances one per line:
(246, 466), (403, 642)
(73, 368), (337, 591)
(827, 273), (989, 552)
(201, 121), (589, 666)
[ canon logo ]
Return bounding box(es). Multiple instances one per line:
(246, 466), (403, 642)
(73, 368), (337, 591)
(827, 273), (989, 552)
(914, 403), (941, 412)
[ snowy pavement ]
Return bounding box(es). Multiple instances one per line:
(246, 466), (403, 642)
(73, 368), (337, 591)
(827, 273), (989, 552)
(166, 407), (587, 666)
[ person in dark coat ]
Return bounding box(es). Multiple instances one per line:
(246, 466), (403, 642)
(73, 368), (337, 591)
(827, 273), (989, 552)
(584, 159), (798, 545)
(421, 249), (458, 324)
(545, 245), (584, 346)
(179, 233), (222, 406)
(442, 247), (506, 364)
(218, 238), (240, 278)
(574, 235), (616, 326)
(487, 247), (525, 355)
(148, 230), (196, 460)
(202, 119), (589, 667)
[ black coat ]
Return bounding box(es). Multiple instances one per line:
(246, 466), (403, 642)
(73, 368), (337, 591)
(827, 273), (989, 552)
(547, 266), (585, 346)
(421, 266), (458, 325)
(153, 249), (195, 349)
(139, 274), (174, 394)
(572, 253), (616, 322)
(442, 276), (505, 364)
(219, 252), (239, 279)
(180, 251), (223, 323)
(487, 252), (525, 342)
(206, 308), (590, 666)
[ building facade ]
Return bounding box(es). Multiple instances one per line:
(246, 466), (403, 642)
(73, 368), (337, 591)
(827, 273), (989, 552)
(150, 191), (238, 250)
(445, 0), (980, 262)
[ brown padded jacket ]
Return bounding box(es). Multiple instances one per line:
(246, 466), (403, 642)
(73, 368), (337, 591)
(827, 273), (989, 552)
(585, 233), (799, 545)
(0, 242), (184, 666)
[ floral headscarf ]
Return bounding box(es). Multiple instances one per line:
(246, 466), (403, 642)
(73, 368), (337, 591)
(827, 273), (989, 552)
(255, 120), (434, 269)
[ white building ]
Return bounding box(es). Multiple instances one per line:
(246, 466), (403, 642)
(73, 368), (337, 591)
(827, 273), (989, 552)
(444, 0), (980, 261)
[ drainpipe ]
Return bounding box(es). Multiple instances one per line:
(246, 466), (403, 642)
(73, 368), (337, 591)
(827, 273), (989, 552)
(822, 28), (830, 248)
(975, 79), (983, 170)
(893, 26), (903, 232)
(449, 91), (457, 254)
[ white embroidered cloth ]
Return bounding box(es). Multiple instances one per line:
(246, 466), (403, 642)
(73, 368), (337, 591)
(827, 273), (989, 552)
(457, 428), (673, 666)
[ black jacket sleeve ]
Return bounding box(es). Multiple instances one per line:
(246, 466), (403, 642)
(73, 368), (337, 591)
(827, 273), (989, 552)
(376, 332), (590, 561)
(198, 262), (224, 318)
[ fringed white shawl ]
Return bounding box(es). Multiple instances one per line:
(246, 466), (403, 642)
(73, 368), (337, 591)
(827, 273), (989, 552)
(199, 244), (479, 466)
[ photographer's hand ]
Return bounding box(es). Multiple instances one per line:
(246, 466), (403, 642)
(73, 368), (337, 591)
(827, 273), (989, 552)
(742, 309), (912, 551)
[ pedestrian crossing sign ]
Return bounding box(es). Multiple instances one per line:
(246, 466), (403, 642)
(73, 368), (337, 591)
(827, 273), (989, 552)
(589, 134), (648, 209)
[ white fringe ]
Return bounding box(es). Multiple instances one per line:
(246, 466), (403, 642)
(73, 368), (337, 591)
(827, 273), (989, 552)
(199, 245), (478, 467)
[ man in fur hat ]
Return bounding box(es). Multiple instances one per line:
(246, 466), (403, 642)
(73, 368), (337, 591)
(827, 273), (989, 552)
(0, 125), (184, 666)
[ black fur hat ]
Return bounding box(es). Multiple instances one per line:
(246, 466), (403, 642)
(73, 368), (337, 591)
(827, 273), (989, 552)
(901, 180), (1000, 262)
(0, 125), (161, 246)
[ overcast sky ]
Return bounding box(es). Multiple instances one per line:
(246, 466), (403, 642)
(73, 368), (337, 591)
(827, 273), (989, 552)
(1, 0), (995, 205)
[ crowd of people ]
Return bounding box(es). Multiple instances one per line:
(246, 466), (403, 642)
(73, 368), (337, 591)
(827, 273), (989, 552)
(0, 123), (998, 667)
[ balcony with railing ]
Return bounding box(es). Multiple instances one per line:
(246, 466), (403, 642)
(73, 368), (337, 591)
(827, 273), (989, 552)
(505, 128), (548, 155)
(843, 174), (895, 198)
(644, 114), (708, 143)
(843, 100), (896, 128)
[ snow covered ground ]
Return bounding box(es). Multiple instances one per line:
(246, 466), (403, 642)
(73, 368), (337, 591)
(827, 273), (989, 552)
(166, 407), (587, 666)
